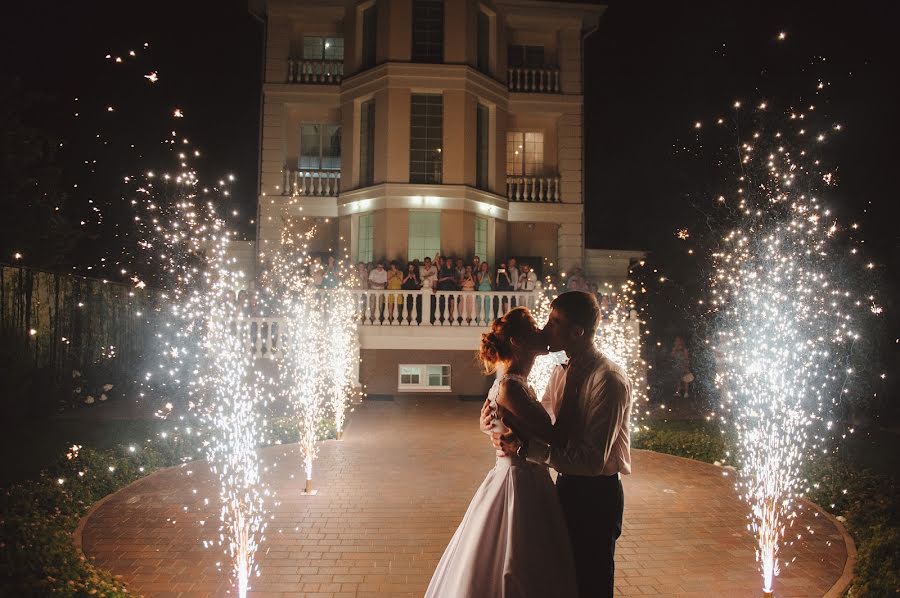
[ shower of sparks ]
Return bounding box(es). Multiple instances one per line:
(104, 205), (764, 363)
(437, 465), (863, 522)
(124, 107), (269, 596)
(259, 209), (359, 491)
(706, 97), (875, 594)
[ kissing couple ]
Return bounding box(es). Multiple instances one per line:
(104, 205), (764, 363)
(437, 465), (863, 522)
(426, 291), (633, 598)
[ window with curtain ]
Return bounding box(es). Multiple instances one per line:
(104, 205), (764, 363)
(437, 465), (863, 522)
(506, 131), (544, 176)
(361, 4), (377, 68)
(474, 217), (487, 262)
(476, 103), (489, 190)
(507, 44), (545, 68)
(357, 213), (374, 263)
(410, 94), (443, 184)
(299, 124), (341, 171)
(302, 37), (344, 61)
(359, 99), (375, 186)
(408, 211), (441, 262)
(411, 0), (444, 63)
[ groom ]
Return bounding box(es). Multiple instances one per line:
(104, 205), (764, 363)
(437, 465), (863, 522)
(481, 291), (633, 598)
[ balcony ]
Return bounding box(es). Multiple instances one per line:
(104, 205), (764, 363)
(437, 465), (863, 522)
(283, 169), (341, 197)
(506, 175), (560, 203)
(287, 58), (344, 84)
(507, 66), (560, 93)
(246, 289), (542, 357)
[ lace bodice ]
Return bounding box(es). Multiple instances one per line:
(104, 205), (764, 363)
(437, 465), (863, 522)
(488, 373), (538, 435)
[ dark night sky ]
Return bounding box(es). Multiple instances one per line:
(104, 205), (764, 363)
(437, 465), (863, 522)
(2, 0), (897, 287)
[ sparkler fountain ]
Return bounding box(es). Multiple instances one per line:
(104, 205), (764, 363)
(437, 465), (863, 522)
(707, 100), (867, 596)
(129, 155), (268, 598)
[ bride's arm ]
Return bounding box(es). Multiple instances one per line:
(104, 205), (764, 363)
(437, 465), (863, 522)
(495, 380), (553, 445)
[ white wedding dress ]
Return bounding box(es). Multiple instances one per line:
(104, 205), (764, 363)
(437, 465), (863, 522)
(425, 374), (578, 598)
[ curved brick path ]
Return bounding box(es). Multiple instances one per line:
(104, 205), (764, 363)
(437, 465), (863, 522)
(78, 397), (850, 597)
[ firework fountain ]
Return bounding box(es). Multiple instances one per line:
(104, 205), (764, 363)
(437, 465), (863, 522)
(707, 99), (867, 595)
(260, 211), (359, 493)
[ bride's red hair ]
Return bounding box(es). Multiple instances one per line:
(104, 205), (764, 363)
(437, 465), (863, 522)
(479, 307), (538, 374)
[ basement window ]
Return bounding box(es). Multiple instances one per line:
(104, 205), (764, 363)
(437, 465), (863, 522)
(398, 364), (451, 392)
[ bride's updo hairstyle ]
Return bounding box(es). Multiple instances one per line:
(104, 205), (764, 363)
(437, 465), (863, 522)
(479, 307), (538, 374)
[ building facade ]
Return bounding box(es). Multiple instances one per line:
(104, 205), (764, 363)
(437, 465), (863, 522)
(251, 0), (608, 395)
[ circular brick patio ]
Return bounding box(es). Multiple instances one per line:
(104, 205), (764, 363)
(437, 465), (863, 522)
(77, 397), (852, 597)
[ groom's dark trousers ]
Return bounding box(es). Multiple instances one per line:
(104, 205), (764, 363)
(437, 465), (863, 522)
(557, 472), (624, 598)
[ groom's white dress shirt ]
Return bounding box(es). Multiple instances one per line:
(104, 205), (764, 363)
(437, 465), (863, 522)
(528, 349), (633, 477)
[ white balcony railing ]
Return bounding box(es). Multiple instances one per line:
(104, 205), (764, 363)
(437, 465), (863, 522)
(244, 289), (542, 357)
(287, 58), (344, 84)
(283, 169), (341, 197)
(508, 66), (560, 93)
(506, 175), (560, 202)
(349, 289), (540, 327)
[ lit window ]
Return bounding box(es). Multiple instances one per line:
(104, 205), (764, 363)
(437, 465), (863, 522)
(408, 211), (441, 262)
(410, 94), (443, 184)
(299, 124), (341, 171)
(302, 37), (345, 61)
(506, 131), (544, 176)
(358, 213), (374, 263)
(474, 217), (487, 262)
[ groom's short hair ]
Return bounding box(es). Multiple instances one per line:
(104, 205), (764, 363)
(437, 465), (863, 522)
(551, 291), (601, 334)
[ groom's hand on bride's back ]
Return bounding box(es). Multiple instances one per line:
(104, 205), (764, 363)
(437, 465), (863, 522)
(491, 429), (521, 458)
(480, 399), (493, 434)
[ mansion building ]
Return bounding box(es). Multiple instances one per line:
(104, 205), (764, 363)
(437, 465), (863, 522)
(249, 0), (639, 395)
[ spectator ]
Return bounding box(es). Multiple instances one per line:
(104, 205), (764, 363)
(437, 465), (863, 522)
(310, 259), (324, 287)
(476, 261), (492, 322)
(495, 262), (513, 315)
(386, 261), (403, 319)
(455, 257), (466, 281)
(419, 256), (437, 291)
(507, 257), (520, 291)
(437, 256), (459, 321)
(237, 289), (249, 316)
(671, 336), (692, 399)
(460, 264), (476, 322)
(402, 262), (422, 322)
(472, 255), (481, 274)
(518, 263), (538, 309)
(567, 266), (588, 292)
(368, 261), (387, 320)
(355, 262), (369, 289)
(322, 255), (338, 289)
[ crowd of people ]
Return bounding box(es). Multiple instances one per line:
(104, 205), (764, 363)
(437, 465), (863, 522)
(238, 253), (631, 325)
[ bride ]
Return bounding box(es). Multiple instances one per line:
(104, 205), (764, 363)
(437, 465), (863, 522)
(425, 307), (578, 597)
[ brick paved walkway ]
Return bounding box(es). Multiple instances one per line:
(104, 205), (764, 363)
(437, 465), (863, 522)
(78, 397), (851, 597)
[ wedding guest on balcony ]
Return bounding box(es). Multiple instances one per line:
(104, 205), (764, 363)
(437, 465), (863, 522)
(476, 261), (492, 322)
(322, 255), (338, 289)
(237, 289), (249, 316)
(460, 265), (476, 323)
(386, 261), (403, 320)
(472, 255), (481, 274)
(518, 263), (538, 309)
(311, 259), (325, 287)
(419, 256), (437, 291)
(368, 261), (388, 321)
(437, 256), (459, 321)
(507, 257), (520, 291)
(402, 262), (422, 323)
(495, 261), (513, 315)
(566, 266), (588, 292)
(456, 257), (466, 281)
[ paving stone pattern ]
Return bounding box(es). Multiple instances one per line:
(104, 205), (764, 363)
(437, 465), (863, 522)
(80, 396), (847, 597)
